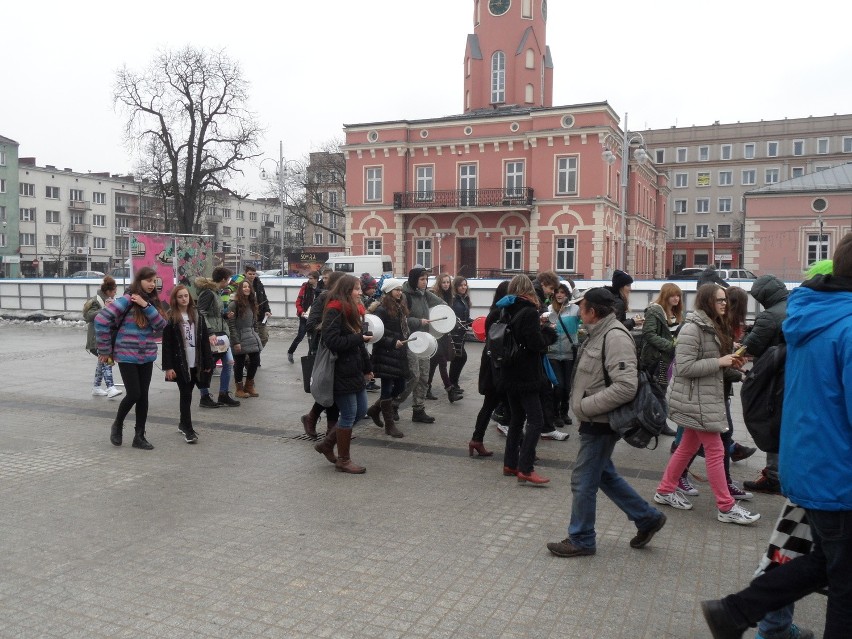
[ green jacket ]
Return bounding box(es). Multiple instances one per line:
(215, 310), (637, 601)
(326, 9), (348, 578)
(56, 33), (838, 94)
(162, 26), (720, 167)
(639, 303), (676, 371)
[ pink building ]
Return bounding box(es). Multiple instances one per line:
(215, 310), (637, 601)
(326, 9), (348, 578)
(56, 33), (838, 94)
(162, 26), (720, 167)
(343, 1), (668, 279)
(744, 164), (852, 280)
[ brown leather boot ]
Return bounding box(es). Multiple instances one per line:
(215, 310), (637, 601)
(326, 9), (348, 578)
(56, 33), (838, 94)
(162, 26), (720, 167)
(380, 399), (404, 438)
(334, 428), (365, 474)
(234, 382), (249, 398)
(244, 378), (259, 397)
(301, 410), (319, 439)
(314, 424), (337, 463)
(366, 399), (384, 428)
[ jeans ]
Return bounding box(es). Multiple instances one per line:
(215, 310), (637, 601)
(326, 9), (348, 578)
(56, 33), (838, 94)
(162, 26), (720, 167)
(93, 360), (115, 388)
(723, 509), (852, 639)
(765, 452), (780, 482)
(380, 377), (405, 401)
(115, 361), (154, 431)
(234, 352), (259, 383)
(757, 604), (795, 638)
(658, 427), (735, 512)
(200, 345), (233, 396)
(288, 318), (308, 354)
(549, 357), (573, 417)
(568, 431), (662, 549)
(504, 390), (545, 474)
(335, 389), (368, 430)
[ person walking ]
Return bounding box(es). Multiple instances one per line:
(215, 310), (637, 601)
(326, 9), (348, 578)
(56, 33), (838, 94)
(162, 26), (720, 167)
(547, 287), (666, 557)
(244, 265), (271, 352)
(94, 266), (167, 450)
(228, 280), (264, 399)
(605, 269), (642, 330)
(162, 284), (213, 444)
(448, 275), (471, 394)
(195, 267), (241, 408)
(640, 283), (683, 438)
(427, 273), (460, 402)
(545, 281), (580, 430)
(287, 271), (319, 364)
(84, 275), (123, 399)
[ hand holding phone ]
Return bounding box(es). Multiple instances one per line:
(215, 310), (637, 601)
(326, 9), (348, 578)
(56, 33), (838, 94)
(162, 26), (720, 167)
(733, 345), (747, 357)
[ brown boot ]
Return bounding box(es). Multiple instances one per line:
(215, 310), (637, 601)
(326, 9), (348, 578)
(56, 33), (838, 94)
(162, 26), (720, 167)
(380, 399), (404, 438)
(366, 398), (384, 428)
(244, 378), (259, 397)
(314, 424), (338, 463)
(234, 382), (249, 399)
(301, 410), (319, 439)
(334, 429), (365, 474)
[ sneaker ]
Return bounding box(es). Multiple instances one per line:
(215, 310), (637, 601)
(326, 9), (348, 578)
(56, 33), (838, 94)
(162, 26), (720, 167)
(630, 513), (667, 549)
(727, 481), (753, 500)
(178, 425), (198, 444)
(199, 394), (221, 409)
(653, 490), (694, 510)
(92, 387), (108, 396)
(729, 442), (757, 462)
(495, 423), (509, 437)
(678, 473), (700, 496)
(546, 538), (595, 558)
(106, 386), (123, 398)
(218, 392), (241, 407)
(541, 429), (569, 441)
(717, 503), (760, 525)
(287, 352), (294, 364)
(743, 469), (782, 495)
(755, 624), (815, 639)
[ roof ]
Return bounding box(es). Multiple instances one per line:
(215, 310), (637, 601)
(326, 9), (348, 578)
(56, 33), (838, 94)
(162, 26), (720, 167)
(747, 163), (852, 195)
(0, 134), (20, 146)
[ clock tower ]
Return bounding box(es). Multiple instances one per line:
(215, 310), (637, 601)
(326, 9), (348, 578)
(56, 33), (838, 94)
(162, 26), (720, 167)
(463, 0), (553, 112)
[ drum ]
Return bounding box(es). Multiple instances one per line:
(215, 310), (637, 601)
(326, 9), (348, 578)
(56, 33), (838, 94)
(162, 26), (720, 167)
(471, 316), (487, 342)
(428, 305), (457, 335)
(407, 331), (438, 359)
(364, 313), (384, 342)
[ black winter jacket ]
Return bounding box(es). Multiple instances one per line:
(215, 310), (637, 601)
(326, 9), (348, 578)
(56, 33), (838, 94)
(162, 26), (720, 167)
(321, 303), (372, 394)
(370, 302), (410, 380)
(496, 298), (557, 393)
(604, 285), (636, 330)
(742, 275), (788, 359)
(162, 314), (214, 386)
(477, 307), (501, 395)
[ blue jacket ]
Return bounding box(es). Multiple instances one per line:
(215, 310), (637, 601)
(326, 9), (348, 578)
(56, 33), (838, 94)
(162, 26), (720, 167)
(779, 275), (852, 511)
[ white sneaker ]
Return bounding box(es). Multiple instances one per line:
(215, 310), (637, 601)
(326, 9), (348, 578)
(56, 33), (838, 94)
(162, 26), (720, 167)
(106, 386), (124, 398)
(495, 423), (509, 437)
(718, 503), (761, 525)
(653, 491), (694, 510)
(541, 429), (569, 441)
(92, 387), (108, 396)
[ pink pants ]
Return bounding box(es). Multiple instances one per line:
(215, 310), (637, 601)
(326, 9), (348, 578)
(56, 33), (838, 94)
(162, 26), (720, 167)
(657, 427), (734, 512)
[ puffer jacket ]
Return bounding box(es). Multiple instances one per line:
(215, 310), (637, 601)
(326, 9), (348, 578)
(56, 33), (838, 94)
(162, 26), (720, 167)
(639, 303), (676, 371)
(477, 306), (502, 396)
(547, 303), (580, 361)
(742, 274), (788, 358)
(83, 294), (107, 354)
(162, 314), (214, 385)
(227, 303), (263, 354)
(667, 310), (727, 433)
(195, 277), (228, 334)
(321, 301), (372, 394)
(570, 313), (638, 428)
(94, 294), (167, 364)
(370, 301), (410, 380)
(493, 296), (557, 393)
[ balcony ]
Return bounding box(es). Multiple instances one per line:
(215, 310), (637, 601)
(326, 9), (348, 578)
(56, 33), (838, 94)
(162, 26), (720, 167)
(207, 214), (223, 223)
(71, 224), (92, 234)
(68, 200), (91, 211)
(393, 187), (534, 211)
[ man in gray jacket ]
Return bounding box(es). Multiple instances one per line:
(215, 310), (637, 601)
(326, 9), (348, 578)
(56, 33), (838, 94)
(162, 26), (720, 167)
(547, 288), (666, 558)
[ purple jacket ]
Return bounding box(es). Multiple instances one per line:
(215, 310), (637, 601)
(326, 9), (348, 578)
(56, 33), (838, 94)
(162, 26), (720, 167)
(94, 294), (166, 364)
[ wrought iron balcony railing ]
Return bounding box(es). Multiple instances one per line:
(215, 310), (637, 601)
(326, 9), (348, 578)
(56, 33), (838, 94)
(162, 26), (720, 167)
(393, 187), (534, 210)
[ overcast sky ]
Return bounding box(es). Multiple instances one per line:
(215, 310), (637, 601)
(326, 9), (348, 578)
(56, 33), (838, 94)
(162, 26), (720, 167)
(4, 0), (851, 197)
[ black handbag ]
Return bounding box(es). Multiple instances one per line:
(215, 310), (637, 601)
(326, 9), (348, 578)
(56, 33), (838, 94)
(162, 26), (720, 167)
(300, 353), (315, 394)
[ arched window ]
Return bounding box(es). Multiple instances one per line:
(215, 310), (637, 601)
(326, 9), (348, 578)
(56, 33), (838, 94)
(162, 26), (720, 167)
(491, 51), (505, 104)
(525, 83), (534, 103)
(525, 49), (535, 69)
(465, 90), (471, 110)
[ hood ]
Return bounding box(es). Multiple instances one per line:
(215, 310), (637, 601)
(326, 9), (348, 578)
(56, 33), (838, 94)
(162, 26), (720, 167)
(407, 267), (428, 290)
(194, 276), (218, 291)
(697, 267), (729, 289)
(783, 276), (852, 348)
(749, 274), (788, 308)
(401, 281), (422, 296)
(496, 294), (517, 309)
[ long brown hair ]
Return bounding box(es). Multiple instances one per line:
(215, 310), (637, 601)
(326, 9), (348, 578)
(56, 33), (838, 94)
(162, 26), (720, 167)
(129, 266), (165, 327)
(432, 273), (453, 303)
(508, 274), (540, 309)
(167, 285), (197, 325)
(380, 286), (408, 319)
(725, 286), (749, 339)
(233, 280), (258, 319)
(694, 283), (732, 353)
(324, 274), (363, 334)
(654, 283), (684, 324)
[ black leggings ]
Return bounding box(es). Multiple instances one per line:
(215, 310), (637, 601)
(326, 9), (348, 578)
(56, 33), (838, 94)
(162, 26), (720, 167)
(116, 361), (154, 431)
(234, 352), (260, 383)
(175, 368), (200, 427)
(471, 389), (503, 443)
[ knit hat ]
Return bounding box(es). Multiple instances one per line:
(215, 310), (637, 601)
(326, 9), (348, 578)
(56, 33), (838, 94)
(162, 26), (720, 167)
(381, 278), (405, 294)
(611, 269), (634, 291)
(360, 273), (377, 292)
(408, 267), (428, 290)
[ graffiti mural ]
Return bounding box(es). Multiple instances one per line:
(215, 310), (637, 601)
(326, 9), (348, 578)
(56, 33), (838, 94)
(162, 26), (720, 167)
(130, 233), (214, 301)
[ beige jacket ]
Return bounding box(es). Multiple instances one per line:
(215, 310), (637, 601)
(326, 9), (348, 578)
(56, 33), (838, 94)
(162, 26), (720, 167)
(570, 313), (638, 424)
(668, 310), (728, 433)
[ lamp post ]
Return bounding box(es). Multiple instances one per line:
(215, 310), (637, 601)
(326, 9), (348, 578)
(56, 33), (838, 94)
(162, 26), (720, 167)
(261, 142), (302, 276)
(817, 214), (825, 262)
(602, 113), (648, 272)
(709, 229), (716, 269)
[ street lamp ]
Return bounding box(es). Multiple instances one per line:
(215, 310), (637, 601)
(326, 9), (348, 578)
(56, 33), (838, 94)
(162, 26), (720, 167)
(709, 229), (716, 269)
(602, 113), (648, 272)
(260, 141), (301, 276)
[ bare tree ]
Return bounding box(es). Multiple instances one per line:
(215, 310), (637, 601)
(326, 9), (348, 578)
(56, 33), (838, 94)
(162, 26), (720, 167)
(301, 140), (346, 238)
(114, 46), (263, 233)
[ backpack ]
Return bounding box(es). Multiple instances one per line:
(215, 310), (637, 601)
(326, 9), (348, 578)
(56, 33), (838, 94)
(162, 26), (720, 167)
(486, 309), (522, 388)
(740, 343), (786, 453)
(601, 330), (667, 449)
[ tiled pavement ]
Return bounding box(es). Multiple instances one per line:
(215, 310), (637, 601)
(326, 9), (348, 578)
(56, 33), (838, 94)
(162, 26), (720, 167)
(0, 321), (826, 638)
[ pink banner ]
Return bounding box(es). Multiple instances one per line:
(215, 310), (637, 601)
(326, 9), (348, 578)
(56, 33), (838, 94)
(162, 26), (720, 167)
(130, 233), (213, 302)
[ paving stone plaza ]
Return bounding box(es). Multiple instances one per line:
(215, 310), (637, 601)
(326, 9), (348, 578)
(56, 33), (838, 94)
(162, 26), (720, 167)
(0, 320), (826, 638)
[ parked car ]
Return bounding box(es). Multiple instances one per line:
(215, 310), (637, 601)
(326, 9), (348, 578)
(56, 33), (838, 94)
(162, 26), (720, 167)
(669, 267), (757, 282)
(261, 269), (284, 277)
(108, 267), (130, 279)
(69, 270), (105, 279)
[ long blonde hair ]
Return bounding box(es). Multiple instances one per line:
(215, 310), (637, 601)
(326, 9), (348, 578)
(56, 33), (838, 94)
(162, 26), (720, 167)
(508, 274), (540, 309)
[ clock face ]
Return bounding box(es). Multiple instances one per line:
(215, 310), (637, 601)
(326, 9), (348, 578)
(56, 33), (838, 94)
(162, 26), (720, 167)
(489, 0), (511, 16)
(542, 0), (548, 21)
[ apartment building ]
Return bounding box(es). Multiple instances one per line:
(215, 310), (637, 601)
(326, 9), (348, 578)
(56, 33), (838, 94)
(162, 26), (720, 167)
(0, 135), (20, 277)
(304, 151), (345, 256)
(643, 114), (852, 274)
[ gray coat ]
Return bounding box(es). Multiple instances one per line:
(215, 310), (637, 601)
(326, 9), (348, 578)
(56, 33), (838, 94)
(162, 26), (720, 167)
(227, 302), (263, 354)
(668, 310), (727, 433)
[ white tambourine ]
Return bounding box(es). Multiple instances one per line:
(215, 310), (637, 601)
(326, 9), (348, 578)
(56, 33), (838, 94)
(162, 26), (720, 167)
(364, 313), (384, 342)
(428, 305), (457, 335)
(406, 331), (438, 359)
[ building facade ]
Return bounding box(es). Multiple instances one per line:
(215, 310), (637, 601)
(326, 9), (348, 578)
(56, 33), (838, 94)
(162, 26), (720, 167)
(643, 114), (852, 274)
(342, 0), (668, 279)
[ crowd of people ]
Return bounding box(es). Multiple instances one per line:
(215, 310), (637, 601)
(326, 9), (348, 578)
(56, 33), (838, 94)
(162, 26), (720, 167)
(86, 235), (852, 638)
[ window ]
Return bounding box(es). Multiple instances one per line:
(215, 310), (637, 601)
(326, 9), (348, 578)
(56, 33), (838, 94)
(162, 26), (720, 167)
(554, 237), (575, 272)
(673, 199), (688, 214)
(717, 224), (732, 239)
(236, 210), (245, 220)
(655, 149), (665, 164)
(505, 161), (525, 196)
(718, 197), (733, 213)
(0, 206), (5, 222)
(93, 237), (107, 249)
(524, 83), (534, 103)
(0, 179), (5, 193)
(223, 208), (232, 219)
(0, 233), (5, 247)
(45, 186), (60, 199)
(274, 215), (281, 225)
(491, 51), (506, 103)
(20, 182), (35, 197)
(815, 165), (832, 172)
(366, 167), (383, 202)
(45, 210), (60, 223)
(767, 141), (779, 157)
(555, 156), (578, 195)
(329, 212), (338, 230)
(459, 164), (477, 205)
(70, 188), (84, 202)
(366, 239), (382, 255)
(817, 138), (829, 154)
(697, 171), (711, 187)
(791, 167), (805, 178)
(843, 137), (852, 153)
(720, 144), (732, 160)
(20, 208), (36, 222)
(236, 227), (245, 238)
(765, 168), (779, 184)
(415, 166), (434, 201)
(503, 238), (522, 270)
(314, 211), (323, 225)
(222, 226), (231, 236)
(793, 140), (805, 156)
(696, 198), (710, 213)
(674, 172), (688, 188)
(698, 146), (709, 161)
(807, 233), (829, 265)
(0, 150), (5, 166)
(415, 238), (432, 269)
(249, 229), (257, 239)
(743, 143), (755, 159)
(695, 225), (709, 238)
(693, 253), (709, 266)
(718, 170), (733, 186)
(742, 170), (756, 185)
(314, 191), (323, 205)
(93, 214), (106, 227)
(314, 232), (324, 245)
(249, 211), (257, 222)
(93, 192), (106, 205)
(71, 213), (84, 225)
(46, 235), (60, 248)
(328, 191), (338, 209)
(676, 147), (687, 163)
(328, 233), (339, 245)
(525, 49), (535, 69)
(21, 233), (36, 246)
(522, 0), (532, 18)
(674, 224), (687, 239)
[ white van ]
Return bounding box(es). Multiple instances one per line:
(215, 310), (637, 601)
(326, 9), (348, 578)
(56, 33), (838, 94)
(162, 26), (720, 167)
(323, 255), (393, 278)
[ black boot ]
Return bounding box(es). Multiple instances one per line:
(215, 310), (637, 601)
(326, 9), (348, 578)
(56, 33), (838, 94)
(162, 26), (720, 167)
(132, 427), (154, 450)
(110, 419), (123, 446)
(425, 385), (438, 400)
(447, 386), (463, 403)
(412, 408), (435, 423)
